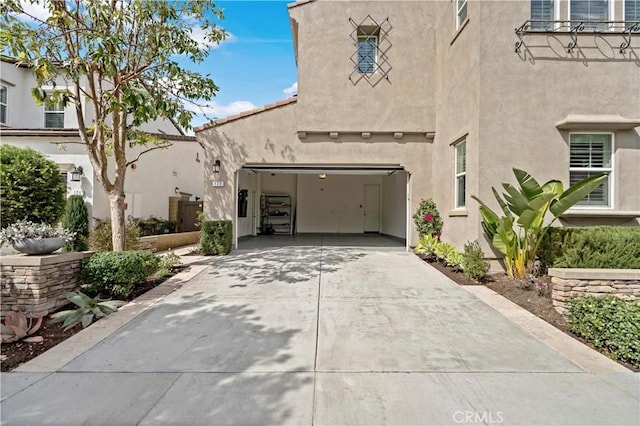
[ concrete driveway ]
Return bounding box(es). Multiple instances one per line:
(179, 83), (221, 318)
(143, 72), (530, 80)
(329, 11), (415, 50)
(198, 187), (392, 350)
(2, 235), (638, 425)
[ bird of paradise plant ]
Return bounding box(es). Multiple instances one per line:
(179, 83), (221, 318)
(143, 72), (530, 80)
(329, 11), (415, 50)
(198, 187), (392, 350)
(472, 168), (607, 279)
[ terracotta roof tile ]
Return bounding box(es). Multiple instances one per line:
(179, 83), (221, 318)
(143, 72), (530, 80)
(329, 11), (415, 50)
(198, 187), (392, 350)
(194, 97), (297, 132)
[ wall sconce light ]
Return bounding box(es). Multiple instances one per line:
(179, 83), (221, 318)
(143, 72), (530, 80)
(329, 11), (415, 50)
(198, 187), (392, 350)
(213, 159), (221, 174)
(319, 173), (327, 179)
(195, 153), (201, 163)
(175, 187), (180, 194)
(70, 166), (84, 182)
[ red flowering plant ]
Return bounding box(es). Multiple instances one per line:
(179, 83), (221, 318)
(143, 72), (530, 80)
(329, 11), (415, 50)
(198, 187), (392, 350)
(412, 198), (443, 238)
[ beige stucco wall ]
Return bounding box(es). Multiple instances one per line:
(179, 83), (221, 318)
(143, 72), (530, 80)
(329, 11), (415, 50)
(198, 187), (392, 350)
(475, 1), (640, 238)
(428, 0), (640, 254)
(200, 0), (639, 255)
(289, 1), (437, 133)
(197, 102), (431, 246)
(430, 0), (483, 251)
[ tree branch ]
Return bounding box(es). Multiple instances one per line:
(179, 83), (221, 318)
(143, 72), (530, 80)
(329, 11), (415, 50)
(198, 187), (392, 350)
(125, 141), (173, 167)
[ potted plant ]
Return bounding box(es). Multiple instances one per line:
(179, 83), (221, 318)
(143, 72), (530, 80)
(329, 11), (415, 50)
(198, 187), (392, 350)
(0, 220), (75, 255)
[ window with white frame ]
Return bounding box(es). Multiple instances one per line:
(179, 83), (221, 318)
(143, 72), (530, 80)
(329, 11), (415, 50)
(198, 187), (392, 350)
(531, 0), (555, 30)
(454, 140), (466, 209)
(570, 0), (611, 30)
(44, 99), (64, 128)
(625, 0), (640, 29)
(569, 133), (613, 207)
(0, 85), (7, 125)
(357, 26), (378, 74)
(456, 0), (468, 29)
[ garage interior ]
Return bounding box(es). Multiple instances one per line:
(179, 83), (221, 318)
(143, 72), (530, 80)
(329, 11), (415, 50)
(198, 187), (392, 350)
(235, 165), (408, 248)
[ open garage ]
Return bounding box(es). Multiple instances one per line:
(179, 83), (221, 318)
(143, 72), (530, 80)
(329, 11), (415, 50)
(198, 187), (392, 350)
(235, 164), (408, 248)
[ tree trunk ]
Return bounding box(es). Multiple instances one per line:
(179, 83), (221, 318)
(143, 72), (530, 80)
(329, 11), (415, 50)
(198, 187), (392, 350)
(108, 190), (126, 252)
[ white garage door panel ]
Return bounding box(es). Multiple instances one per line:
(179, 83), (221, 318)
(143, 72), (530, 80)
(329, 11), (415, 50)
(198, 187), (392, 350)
(297, 174), (383, 233)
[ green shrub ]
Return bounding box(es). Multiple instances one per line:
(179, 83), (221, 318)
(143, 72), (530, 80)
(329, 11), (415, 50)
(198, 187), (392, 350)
(412, 198), (444, 237)
(567, 295), (640, 368)
(462, 240), (489, 281)
(88, 219), (140, 252)
(539, 227), (640, 270)
(0, 145), (66, 227)
(61, 195), (89, 252)
(80, 251), (160, 299)
(134, 216), (176, 236)
(201, 220), (232, 255)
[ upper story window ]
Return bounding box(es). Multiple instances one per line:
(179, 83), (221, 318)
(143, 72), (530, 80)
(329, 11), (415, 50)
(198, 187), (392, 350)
(44, 99), (64, 128)
(625, 0), (640, 28)
(531, 0), (555, 30)
(454, 139), (467, 209)
(456, 0), (468, 29)
(569, 133), (613, 207)
(0, 85), (7, 125)
(357, 26), (379, 74)
(569, 0), (612, 30)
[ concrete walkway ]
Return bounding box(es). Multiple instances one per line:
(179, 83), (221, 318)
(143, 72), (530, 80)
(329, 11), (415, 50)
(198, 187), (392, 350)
(1, 235), (638, 425)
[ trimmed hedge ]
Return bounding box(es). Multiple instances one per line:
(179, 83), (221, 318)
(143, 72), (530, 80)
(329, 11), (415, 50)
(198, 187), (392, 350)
(567, 295), (640, 368)
(201, 220), (232, 255)
(80, 251), (160, 299)
(539, 226), (640, 270)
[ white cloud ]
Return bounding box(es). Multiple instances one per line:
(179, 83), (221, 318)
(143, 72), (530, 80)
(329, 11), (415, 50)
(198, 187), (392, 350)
(184, 100), (257, 119)
(17, 1), (50, 22)
(190, 29), (235, 50)
(283, 82), (298, 96)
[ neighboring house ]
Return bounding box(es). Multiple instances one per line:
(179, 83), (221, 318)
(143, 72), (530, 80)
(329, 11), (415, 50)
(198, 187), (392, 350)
(0, 56), (204, 229)
(199, 0), (640, 253)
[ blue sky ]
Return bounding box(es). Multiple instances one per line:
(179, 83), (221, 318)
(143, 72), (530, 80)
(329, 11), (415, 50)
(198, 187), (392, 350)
(16, 0), (297, 131)
(182, 1), (298, 129)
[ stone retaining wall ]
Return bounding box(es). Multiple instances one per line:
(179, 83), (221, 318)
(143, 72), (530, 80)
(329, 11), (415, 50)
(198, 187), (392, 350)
(549, 268), (640, 314)
(1, 252), (93, 316)
(138, 231), (200, 253)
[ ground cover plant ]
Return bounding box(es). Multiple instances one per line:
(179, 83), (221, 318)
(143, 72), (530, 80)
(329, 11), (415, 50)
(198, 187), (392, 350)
(567, 295), (640, 368)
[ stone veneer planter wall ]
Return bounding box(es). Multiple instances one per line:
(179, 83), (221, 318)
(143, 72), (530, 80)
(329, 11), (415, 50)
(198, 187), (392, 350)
(1, 252), (93, 316)
(549, 268), (640, 314)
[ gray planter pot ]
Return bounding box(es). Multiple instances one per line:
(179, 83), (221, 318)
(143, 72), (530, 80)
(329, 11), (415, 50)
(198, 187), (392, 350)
(12, 237), (65, 255)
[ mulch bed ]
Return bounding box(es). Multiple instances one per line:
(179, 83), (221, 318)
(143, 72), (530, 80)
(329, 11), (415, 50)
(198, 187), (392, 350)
(1, 266), (186, 372)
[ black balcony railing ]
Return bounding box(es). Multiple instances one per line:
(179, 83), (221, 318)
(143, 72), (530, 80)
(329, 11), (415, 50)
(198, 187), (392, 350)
(515, 20), (640, 54)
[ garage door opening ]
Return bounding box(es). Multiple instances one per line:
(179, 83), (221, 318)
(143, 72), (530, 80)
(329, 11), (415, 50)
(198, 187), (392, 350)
(234, 164), (409, 250)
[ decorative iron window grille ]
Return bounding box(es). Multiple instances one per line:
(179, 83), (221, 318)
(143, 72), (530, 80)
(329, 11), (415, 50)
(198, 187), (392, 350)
(515, 20), (640, 54)
(349, 15), (392, 87)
